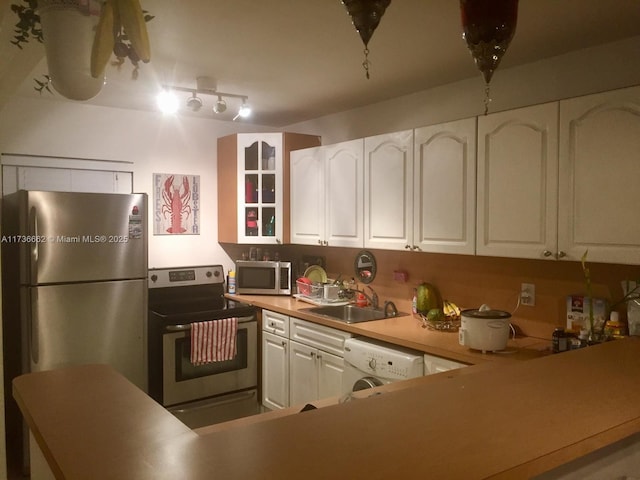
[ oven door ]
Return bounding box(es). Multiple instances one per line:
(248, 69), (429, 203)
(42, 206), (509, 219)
(162, 315), (257, 406)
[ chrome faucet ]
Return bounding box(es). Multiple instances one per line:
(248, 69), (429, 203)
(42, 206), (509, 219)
(384, 301), (398, 318)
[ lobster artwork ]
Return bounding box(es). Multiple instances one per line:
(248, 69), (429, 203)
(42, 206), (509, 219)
(162, 175), (192, 234)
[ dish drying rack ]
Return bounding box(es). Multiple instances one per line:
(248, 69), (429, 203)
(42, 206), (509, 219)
(294, 279), (350, 306)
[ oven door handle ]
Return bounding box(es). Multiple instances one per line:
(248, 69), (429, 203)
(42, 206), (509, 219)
(164, 315), (255, 332)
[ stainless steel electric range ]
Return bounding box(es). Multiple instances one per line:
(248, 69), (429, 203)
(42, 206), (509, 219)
(147, 265), (260, 429)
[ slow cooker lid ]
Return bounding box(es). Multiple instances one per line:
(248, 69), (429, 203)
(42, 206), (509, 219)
(462, 308), (512, 319)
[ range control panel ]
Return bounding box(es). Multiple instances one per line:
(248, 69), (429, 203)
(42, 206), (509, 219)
(148, 265), (225, 288)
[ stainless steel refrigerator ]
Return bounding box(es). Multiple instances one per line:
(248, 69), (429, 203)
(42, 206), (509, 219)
(2, 190), (148, 474)
(11, 189), (148, 385)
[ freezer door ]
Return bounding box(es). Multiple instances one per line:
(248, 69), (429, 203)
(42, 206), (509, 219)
(23, 279), (147, 391)
(18, 190), (147, 284)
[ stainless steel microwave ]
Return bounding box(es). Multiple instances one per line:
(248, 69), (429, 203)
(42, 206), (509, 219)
(235, 260), (292, 295)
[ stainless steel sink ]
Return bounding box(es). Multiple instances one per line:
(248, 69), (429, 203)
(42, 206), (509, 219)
(303, 304), (408, 324)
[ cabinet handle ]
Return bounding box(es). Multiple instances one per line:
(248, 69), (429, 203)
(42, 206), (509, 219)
(318, 240), (323, 245)
(405, 244), (411, 250)
(310, 352), (315, 358)
(281, 341), (287, 349)
(276, 238), (282, 244)
(317, 354), (322, 361)
(556, 251), (567, 259)
(543, 250), (553, 257)
(412, 245), (420, 251)
(323, 240), (329, 246)
(269, 322), (275, 327)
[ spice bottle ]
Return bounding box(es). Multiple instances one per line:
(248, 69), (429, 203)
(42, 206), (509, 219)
(411, 288), (418, 314)
(227, 270), (236, 294)
(552, 327), (568, 353)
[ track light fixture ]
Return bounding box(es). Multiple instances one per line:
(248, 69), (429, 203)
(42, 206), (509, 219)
(157, 79), (251, 120)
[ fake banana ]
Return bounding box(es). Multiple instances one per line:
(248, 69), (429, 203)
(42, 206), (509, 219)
(117, 0), (151, 63)
(90, 0), (115, 78)
(443, 300), (461, 320)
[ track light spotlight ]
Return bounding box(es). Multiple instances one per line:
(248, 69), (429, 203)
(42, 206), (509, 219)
(157, 89), (179, 114)
(186, 92), (203, 112)
(233, 99), (252, 121)
(213, 96), (227, 114)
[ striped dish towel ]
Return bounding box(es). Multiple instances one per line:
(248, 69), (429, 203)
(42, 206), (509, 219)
(190, 318), (238, 364)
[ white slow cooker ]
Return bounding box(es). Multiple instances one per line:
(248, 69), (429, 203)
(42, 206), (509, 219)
(458, 305), (512, 353)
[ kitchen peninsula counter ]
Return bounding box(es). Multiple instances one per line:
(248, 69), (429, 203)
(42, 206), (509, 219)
(14, 337), (640, 479)
(228, 294), (549, 364)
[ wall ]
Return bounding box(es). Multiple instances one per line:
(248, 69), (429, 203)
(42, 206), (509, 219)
(0, 97), (275, 269)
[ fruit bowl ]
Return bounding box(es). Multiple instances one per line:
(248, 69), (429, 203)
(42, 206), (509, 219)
(419, 313), (461, 332)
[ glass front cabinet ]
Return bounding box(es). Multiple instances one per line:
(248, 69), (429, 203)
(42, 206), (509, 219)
(217, 132), (321, 245)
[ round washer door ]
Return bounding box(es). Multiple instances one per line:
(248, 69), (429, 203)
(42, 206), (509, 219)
(352, 376), (383, 392)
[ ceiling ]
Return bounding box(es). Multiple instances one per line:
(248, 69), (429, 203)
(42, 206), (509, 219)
(1, 0), (640, 127)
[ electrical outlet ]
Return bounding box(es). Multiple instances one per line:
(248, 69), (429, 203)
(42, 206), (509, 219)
(521, 283), (535, 306)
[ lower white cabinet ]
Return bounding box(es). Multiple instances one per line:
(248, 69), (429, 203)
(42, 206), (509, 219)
(289, 340), (344, 406)
(423, 353), (468, 375)
(261, 311), (352, 410)
(262, 310), (290, 410)
(262, 331), (290, 410)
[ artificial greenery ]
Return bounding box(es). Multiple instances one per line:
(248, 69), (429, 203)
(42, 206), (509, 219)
(10, 0), (42, 48)
(9, 0), (154, 91)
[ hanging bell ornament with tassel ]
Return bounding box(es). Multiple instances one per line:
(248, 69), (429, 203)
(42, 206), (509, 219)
(341, 0), (391, 79)
(460, 0), (518, 114)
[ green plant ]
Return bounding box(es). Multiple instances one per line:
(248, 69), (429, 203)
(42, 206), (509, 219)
(580, 250), (596, 338)
(10, 0), (42, 48)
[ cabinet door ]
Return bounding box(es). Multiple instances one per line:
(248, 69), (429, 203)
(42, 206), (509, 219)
(477, 102), (559, 259)
(558, 86), (640, 265)
(364, 130), (414, 250)
(237, 133), (283, 244)
(324, 139), (364, 247)
(289, 341), (318, 407)
(317, 350), (344, 400)
(262, 332), (289, 410)
(290, 146), (324, 246)
(413, 118), (477, 255)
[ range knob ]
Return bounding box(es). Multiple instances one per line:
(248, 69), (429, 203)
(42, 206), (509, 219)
(368, 358), (377, 370)
(206, 270), (213, 278)
(150, 274), (158, 283)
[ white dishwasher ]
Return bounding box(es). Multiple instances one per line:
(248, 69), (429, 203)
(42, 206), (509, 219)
(342, 337), (424, 395)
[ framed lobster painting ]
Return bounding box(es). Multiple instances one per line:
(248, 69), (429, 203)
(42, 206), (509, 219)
(153, 173), (201, 235)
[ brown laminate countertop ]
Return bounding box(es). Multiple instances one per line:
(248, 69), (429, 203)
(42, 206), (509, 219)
(13, 337), (640, 479)
(228, 294), (549, 364)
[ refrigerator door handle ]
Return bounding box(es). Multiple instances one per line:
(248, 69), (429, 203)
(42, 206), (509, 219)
(29, 289), (39, 365)
(29, 206), (39, 284)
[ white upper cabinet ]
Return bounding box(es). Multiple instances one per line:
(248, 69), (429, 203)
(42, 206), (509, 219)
(413, 118), (477, 255)
(218, 132), (320, 245)
(290, 139), (363, 248)
(364, 130), (414, 250)
(290, 145), (324, 246)
(558, 86), (640, 265)
(476, 102), (559, 260)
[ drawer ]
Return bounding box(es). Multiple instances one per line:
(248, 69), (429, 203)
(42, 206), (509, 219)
(290, 317), (352, 357)
(262, 310), (289, 337)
